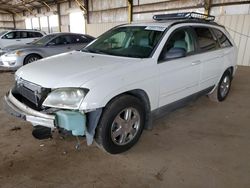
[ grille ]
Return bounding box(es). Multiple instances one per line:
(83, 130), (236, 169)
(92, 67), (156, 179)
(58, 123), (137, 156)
(12, 78), (51, 110)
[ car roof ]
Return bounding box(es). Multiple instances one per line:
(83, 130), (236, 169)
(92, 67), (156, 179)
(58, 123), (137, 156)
(47, 32), (84, 36)
(6, 29), (44, 32)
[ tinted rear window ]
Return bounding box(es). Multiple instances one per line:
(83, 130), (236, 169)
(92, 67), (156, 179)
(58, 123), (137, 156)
(28, 32), (43, 38)
(194, 27), (219, 52)
(212, 29), (232, 48)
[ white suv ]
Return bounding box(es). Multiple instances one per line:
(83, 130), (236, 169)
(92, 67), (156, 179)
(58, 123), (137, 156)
(4, 13), (237, 154)
(0, 29), (45, 49)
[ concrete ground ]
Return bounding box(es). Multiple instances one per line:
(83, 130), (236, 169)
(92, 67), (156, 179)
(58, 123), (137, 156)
(0, 66), (249, 188)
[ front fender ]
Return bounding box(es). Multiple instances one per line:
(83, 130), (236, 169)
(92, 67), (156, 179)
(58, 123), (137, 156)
(79, 63), (159, 111)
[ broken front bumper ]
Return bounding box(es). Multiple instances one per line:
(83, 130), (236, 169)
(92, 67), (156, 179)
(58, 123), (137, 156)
(4, 90), (56, 129)
(4, 90), (103, 145)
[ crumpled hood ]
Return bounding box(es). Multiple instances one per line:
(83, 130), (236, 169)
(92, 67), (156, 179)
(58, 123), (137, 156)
(16, 51), (141, 88)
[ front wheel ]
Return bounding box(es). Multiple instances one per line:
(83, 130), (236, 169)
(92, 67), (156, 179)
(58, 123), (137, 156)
(95, 95), (145, 154)
(24, 54), (41, 65)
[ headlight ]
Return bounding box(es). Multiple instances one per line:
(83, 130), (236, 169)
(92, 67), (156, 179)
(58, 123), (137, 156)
(42, 88), (88, 109)
(5, 50), (23, 57)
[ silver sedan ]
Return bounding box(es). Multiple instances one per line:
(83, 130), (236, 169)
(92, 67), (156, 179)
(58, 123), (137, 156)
(0, 32), (95, 70)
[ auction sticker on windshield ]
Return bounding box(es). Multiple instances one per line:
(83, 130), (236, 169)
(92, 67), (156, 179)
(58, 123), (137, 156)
(145, 26), (166, 31)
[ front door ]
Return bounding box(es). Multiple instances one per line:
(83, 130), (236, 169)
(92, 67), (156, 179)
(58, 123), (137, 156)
(158, 27), (201, 107)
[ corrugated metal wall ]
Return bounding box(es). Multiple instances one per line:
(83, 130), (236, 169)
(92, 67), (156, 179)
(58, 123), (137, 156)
(86, 22), (126, 37)
(217, 15), (250, 66)
(212, 3), (250, 66)
(0, 13), (14, 30)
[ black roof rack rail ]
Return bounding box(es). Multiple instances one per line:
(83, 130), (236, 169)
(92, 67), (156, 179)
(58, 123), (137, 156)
(153, 12), (215, 22)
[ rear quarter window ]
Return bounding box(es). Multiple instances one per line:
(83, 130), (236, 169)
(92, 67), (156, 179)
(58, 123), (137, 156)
(212, 28), (232, 48)
(193, 27), (219, 52)
(28, 32), (43, 38)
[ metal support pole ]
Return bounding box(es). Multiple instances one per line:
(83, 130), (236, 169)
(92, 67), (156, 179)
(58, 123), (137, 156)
(12, 14), (16, 29)
(204, 0), (212, 15)
(57, 3), (62, 32)
(128, 0), (133, 23)
(47, 16), (50, 33)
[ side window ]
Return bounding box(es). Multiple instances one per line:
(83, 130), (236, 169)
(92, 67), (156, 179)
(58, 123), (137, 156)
(50, 36), (68, 45)
(21, 31), (28, 38)
(159, 28), (195, 62)
(194, 27), (219, 52)
(34, 32), (43, 37)
(75, 35), (89, 43)
(64, 35), (74, 44)
(28, 32), (43, 38)
(2, 32), (15, 39)
(212, 29), (232, 48)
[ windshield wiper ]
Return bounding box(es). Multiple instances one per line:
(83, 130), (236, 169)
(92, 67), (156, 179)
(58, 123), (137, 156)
(81, 48), (110, 55)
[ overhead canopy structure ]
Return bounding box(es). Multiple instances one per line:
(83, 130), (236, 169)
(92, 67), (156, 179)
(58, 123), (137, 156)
(0, 0), (66, 14)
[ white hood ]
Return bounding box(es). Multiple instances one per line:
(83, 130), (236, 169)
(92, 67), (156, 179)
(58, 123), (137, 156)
(16, 51), (141, 88)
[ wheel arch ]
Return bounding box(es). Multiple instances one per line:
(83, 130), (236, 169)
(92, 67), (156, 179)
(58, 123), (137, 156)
(209, 66), (234, 95)
(23, 53), (43, 64)
(103, 89), (153, 130)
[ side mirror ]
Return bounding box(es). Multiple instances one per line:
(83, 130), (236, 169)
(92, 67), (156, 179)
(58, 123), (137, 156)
(163, 48), (186, 60)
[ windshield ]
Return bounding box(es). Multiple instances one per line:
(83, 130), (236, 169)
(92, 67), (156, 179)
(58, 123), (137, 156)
(31, 34), (56, 45)
(84, 26), (165, 58)
(0, 31), (8, 36)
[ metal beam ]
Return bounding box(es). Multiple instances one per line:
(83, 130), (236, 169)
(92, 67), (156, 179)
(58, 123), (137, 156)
(57, 3), (62, 32)
(133, 5), (204, 15)
(75, 0), (87, 12)
(12, 14), (16, 29)
(0, 7), (14, 14)
(43, 1), (53, 12)
(84, 0), (89, 24)
(128, 0), (133, 23)
(211, 1), (250, 7)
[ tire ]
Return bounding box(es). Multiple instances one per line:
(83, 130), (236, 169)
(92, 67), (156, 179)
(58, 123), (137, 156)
(95, 95), (145, 154)
(24, 54), (41, 65)
(209, 70), (232, 102)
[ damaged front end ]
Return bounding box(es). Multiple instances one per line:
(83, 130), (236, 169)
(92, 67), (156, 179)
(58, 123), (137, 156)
(4, 79), (102, 145)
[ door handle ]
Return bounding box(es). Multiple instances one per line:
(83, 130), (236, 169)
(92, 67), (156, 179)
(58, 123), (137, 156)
(191, 61), (201, 66)
(16, 39), (21, 41)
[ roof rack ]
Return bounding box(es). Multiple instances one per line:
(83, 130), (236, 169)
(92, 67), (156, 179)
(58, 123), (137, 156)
(153, 12), (215, 22)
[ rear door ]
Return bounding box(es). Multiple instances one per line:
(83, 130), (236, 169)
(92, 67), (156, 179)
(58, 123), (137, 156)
(192, 27), (223, 91)
(158, 27), (201, 107)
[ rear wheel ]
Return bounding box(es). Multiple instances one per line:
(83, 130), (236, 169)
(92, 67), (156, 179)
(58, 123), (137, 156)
(95, 95), (145, 154)
(218, 72), (231, 101)
(209, 70), (232, 102)
(24, 54), (41, 65)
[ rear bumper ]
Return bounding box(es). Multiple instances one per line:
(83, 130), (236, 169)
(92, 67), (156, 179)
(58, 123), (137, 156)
(4, 90), (56, 129)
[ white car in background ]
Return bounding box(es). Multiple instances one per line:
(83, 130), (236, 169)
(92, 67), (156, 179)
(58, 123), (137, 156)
(4, 12), (237, 154)
(0, 29), (45, 49)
